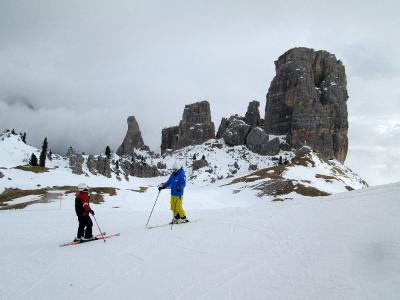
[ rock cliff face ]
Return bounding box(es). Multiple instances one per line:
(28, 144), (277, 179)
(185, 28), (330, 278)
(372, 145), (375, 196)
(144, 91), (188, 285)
(117, 116), (146, 156)
(264, 47), (348, 162)
(161, 101), (215, 152)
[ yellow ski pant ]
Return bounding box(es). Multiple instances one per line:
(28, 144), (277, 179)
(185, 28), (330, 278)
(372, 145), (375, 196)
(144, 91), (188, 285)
(170, 196), (186, 218)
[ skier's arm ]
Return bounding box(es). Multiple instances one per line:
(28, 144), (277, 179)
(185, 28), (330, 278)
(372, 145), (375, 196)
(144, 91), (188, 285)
(180, 171), (186, 189)
(75, 197), (84, 216)
(162, 175), (173, 189)
(177, 171), (186, 192)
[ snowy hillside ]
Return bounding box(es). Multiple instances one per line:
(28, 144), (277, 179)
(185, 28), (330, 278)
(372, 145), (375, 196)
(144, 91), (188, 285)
(0, 132), (40, 168)
(0, 132), (367, 209)
(0, 178), (399, 299)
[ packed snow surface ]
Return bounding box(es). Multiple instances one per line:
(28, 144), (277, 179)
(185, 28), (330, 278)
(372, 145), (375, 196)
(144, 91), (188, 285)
(0, 182), (399, 299)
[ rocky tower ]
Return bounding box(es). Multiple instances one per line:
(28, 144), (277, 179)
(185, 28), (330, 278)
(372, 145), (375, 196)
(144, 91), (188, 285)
(116, 116), (146, 156)
(161, 101), (215, 152)
(264, 47), (348, 162)
(244, 100), (261, 127)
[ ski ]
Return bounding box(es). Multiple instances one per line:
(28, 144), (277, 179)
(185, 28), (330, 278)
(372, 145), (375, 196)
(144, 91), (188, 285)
(147, 220), (198, 230)
(59, 233), (120, 247)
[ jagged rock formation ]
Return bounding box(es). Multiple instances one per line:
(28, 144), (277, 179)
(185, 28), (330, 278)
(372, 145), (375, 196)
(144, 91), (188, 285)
(244, 101), (261, 127)
(117, 116), (146, 156)
(87, 155), (112, 178)
(161, 101), (215, 152)
(218, 115), (251, 146)
(264, 47), (348, 162)
(161, 126), (179, 153)
(216, 101), (280, 156)
(0, 171), (4, 178)
(119, 159), (160, 178)
(69, 154), (84, 175)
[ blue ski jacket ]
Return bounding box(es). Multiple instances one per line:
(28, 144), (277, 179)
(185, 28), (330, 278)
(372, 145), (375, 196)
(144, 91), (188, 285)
(162, 168), (186, 197)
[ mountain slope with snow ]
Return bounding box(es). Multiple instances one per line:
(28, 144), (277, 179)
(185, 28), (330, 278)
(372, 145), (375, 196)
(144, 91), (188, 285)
(0, 131), (367, 211)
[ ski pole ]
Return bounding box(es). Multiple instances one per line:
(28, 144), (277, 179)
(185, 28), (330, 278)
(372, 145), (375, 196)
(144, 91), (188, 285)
(92, 215), (106, 243)
(146, 190), (161, 228)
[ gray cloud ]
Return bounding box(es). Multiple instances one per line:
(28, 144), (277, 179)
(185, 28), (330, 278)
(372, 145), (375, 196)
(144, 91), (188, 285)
(0, 0), (400, 185)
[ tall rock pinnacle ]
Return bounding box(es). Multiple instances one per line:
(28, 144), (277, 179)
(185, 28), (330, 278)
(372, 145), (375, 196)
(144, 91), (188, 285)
(161, 101), (215, 152)
(116, 116), (146, 156)
(264, 47), (349, 162)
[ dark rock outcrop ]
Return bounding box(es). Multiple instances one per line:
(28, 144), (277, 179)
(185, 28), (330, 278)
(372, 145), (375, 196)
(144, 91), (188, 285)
(262, 137), (281, 156)
(161, 126), (179, 153)
(117, 116), (146, 156)
(192, 159), (209, 171)
(216, 117), (229, 139)
(244, 100), (261, 126)
(246, 127), (269, 153)
(246, 127), (280, 156)
(264, 47), (348, 162)
(0, 171), (4, 179)
(120, 159), (160, 178)
(69, 154), (84, 175)
(87, 155), (112, 178)
(219, 115), (251, 146)
(157, 162), (167, 169)
(161, 101), (215, 152)
(248, 164), (258, 171)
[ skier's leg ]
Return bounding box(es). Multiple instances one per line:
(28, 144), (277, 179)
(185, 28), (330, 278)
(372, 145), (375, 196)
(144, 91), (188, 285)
(170, 196), (177, 217)
(175, 196), (186, 218)
(77, 217), (85, 239)
(170, 196), (179, 223)
(84, 215), (93, 239)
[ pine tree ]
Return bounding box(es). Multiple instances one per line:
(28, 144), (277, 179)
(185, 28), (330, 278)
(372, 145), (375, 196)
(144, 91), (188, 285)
(48, 149), (53, 161)
(29, 153), (38, 166)
(22, 132), (27, 144)
(11, 129), (16, 135)
(39, 137), (48, 167)
(105, 146), (112, 159)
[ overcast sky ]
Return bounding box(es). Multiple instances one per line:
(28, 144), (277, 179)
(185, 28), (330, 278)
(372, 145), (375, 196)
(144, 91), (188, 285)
(1, 0), (399, 185)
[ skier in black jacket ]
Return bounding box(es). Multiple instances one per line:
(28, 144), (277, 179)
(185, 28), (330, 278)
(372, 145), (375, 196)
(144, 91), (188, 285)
(74, 183), (95, 241)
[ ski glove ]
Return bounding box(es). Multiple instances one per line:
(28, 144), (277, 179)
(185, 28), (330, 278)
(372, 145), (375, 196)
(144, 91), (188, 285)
(90, 210), (95, 215)
(158, 186), (164, 191)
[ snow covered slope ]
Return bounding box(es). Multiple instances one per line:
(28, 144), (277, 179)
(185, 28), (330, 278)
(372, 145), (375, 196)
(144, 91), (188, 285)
(227, 146), (368, 198)
(0, 132), (40, 168)
(0, 180), (399, 299)
(0, 132), (367, 203)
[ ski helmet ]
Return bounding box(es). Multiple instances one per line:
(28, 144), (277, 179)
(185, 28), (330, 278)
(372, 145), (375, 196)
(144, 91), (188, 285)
(171, 161), (182, 172)
(77, 183), (89, 192)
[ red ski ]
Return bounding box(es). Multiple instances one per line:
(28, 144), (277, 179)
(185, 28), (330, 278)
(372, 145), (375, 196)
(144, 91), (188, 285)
(59, 233), (120, 247)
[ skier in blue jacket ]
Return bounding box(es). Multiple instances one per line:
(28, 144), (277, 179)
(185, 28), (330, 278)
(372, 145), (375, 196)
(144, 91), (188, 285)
(159, 162), (188, 224)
